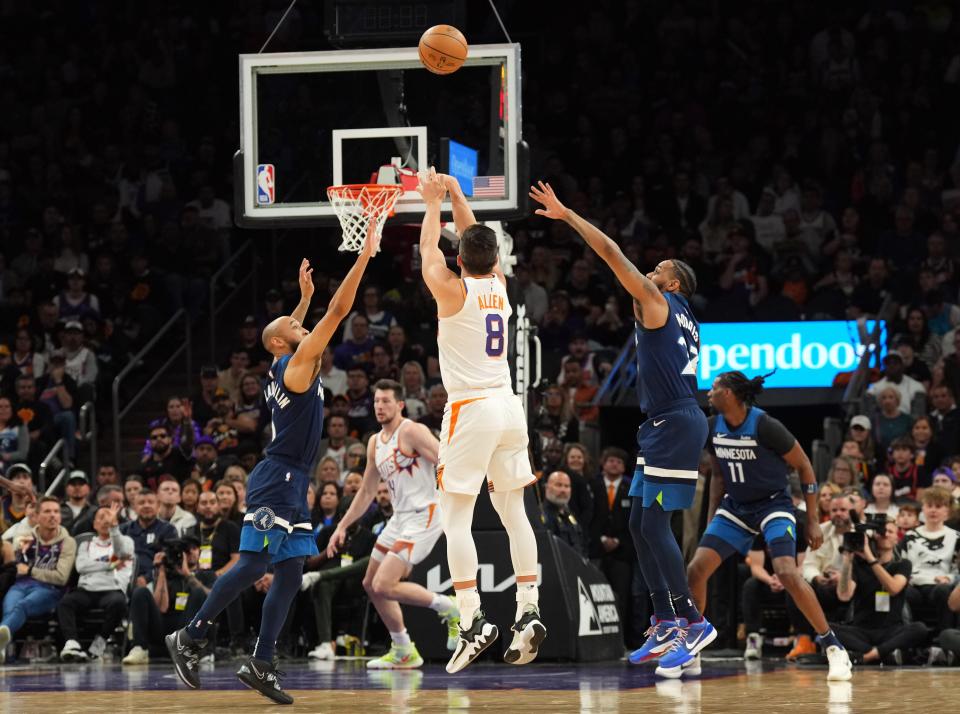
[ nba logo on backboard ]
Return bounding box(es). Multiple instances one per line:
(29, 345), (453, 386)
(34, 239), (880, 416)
(256, 164), (275, 205)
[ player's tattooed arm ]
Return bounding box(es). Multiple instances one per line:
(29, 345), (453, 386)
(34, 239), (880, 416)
(529, 181), (667, 327)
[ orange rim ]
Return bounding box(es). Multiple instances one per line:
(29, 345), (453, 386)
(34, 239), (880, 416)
(327, 184), (403, 217)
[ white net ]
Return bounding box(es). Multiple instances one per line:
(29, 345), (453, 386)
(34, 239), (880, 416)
(326, 184), (403, 252)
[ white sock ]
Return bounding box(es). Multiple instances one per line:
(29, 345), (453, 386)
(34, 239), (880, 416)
(455, 588), (482, 627)
(390, 630), (411, 647)
(515, 584), (539, 620)
(429, 594), (454, 613)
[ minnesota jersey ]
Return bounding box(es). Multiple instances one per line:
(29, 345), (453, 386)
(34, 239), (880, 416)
(438, 276), (512, 396)
(374, 419), (438, 513)
(263, 354), (324, 470)
(635, 292), (699, 413)
(707, 407), (797, 503)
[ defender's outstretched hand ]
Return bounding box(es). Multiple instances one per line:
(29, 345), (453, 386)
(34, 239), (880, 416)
(529, 181), (567, 220)
(298, 258), (315, 300)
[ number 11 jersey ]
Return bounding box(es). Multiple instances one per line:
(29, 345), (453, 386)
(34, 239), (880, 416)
(438, 275), (512, 398)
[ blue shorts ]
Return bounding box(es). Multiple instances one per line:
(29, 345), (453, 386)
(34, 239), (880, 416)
(239, 523), (319, 564)
(629, 403), (708, 511)
(245, 458), (311, 524)
(700, 492), (798, 560)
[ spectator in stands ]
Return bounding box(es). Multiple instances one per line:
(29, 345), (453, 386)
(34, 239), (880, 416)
(0, 346), (18, 400)
(930, 385), (960, 455)
(385, 325), (418, 369)
(0, 397), (29, 469)
(897, 340), (932, 390)
(312, 482), (341, 531)
(343, 286), (397, 343)
(343, 366), (375, 436)
(214, 480), (243, 526)
(318, 346), (347, 398)
(0, 464), (34, 525)
(826, 456), (860, 492)
(846, 415), (879, 475)
(70, 484), (125, 536)
(843, 487), (867, 520)
(898, 307), (941, 371)
(58, 501), (133, 662)
(540, 471), (586, 557)
(801, 494), (853, 640)
(341, 472), (363, 501)
(588, 447), (634, 636)
(314, 457), (341, 488)
(157, 478), (197, 536)
(235, 374), (266, 442)
(558, 333), (598, 388)
(1, 499), (35, 548)
(561, 442), (595, 528)
(11, 328), (45, 379)
(14, 374), (53, 460)
(317, 415), (359, 473)
(189, 436), (223, 489)
(122, 475), (144, 522)
(53, 268), (99, 321)
(834, 519), (928, 665)
(122, 539), (208, 665)
(368, 342), (398, 382)
(60, 321), (98, 397)
(417, 384), (447, 436)
(140, 423), (192, 488)
(817, 483), (842, 523)
(142, 396), (200, 459)
(342, 443), (366, 482)
(217, 349), (249, 405)
(231, 315), (271, 377)
(121, 489), (177, 585)
(60, 470), (93, 534)
(896, 503), (921, 540)
(876, 389), (914, 455)
(513, 262), (549, 323)
(191, 366), (220, 429)
(887, 437), (922, 502)
(865, 474), (899, 520)
(361, 481), (393, 534)
(868, 353), (926, 415)
(533, 382), (579, 445)
(334, 314), (375, 370)
(180, 478), (202, 515)
(95, 464), (121, 490)
(912, 416), (943, 486)
(223, 465), (247, 514)
(897, 487), (960, 632)
(0, 496), (76, 651)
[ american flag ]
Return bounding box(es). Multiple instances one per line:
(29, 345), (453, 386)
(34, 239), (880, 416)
(472, 175), (506, 197)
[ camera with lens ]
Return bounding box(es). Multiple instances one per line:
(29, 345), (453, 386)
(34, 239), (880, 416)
(841, 512), (887, 553)
(162, 539), (191, 575)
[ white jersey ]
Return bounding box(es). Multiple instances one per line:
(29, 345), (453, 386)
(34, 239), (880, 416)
(438, 275), (513, 397)
(374, 419), (437, 513)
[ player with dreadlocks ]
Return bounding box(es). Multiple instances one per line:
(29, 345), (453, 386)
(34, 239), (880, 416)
(684, 370), (853, 681)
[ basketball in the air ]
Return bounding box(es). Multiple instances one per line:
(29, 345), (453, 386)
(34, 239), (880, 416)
(418, 25), (468, 75)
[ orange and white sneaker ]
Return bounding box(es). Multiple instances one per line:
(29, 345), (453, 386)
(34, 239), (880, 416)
(367, 643), (423, 669)
(786, 634), (817, 661)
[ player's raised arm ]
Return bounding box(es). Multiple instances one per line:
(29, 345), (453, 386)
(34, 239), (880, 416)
(290, 258), (315, 325)
(530, 181), (668, 326)
(416, 168), (462, 310)
(439, 172), (506, 286)
(326, 436), (379, 557)
(284, 223), (380, 391)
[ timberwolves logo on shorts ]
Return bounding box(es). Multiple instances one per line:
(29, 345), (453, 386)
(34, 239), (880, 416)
(252, 506), (277, 531)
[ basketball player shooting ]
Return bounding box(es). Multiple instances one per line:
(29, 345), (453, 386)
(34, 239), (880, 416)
(326, 378), (461, 669)
(530, 181), (715, 675)
(166, 223), (381, 705)
(416, 168), (546, 674)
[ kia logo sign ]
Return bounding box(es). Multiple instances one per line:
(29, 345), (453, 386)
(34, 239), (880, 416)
(426, 563), (543, 593)
(697, 320), (886, 389)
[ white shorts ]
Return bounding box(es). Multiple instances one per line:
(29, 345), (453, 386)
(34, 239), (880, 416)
(437, 391), (535, 496)
(372, 503), (443, 565)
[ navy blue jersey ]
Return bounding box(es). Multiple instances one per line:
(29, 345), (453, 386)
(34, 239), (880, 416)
(263, 354), (324, 470)
(707, 407), (796, 503)
(635, 292), (700, 413)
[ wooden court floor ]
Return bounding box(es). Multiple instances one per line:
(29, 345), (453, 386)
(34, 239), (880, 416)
(0, 660), (958, 713)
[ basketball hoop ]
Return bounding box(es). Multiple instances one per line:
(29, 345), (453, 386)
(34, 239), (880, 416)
(326, 184), (403, 252)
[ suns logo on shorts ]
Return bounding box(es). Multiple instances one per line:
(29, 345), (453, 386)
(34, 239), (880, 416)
(393, 450), (418, 475)
(252, 506), (277, 532)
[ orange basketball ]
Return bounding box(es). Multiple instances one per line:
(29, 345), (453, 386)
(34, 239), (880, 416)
(418, 25), (468, 75)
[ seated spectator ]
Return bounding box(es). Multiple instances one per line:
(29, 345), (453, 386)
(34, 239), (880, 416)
(0, 397), (29, 470)
(342, 443), (366, 481)
(896, 503), (921, 540)
(560, 442), (595, 529)
(839, 439), (872, 484)
(214, 480), (243, 526)
(217, 349), (250, 404)
(826, 456), (860, 492)
(887, 437), (922, 502)
(203, 390), (254, 461)
(123, 474), (144, 522)
(930, 468), (960, 511)
(2, 501), (36, 546)
(189, 436), (224, 488)
(360, 482), (393, 535)
(846, 415), (879, 475)
(222, 465), (248, 514)
(95, 464), (121, 490)
(540, 471), (586, 557)
(799, 494), (854, 653)
(843, 487), (867, 520)
(191, 366), (220, 429)
(13, 374), (54, 460)
(334, 313), (375, 369)
(180, 478), (202, 515)
(911, 416), (943, 486)
(399, 360), (428, 404)
(897, 487), (960, 631)
(0, 497), (76, 651)
(875, 389), (914, 455)
(302, 519), (375, 661)
(318, 346), (347, 398)
(386, 325), (419, 369)
(417, 384), (446, 436)
(0, 346), (19, 401)
(1, 464), (35, 525)
(122, 539), (208, 665)
(120, 489), (178, 585)
(157, 478), (197, 536)
(142, 396), (200, 460)
(343, 286), (397, 342)
(35, 351), (79, 462)
(533, 382), (579, 444)
(317, 415), (360, 473)
(864, 474), (900, 520)
(817, 483), (842, 523)
(60, 470), (94, 534)
(11, 328), (45, 379)
(342, 472), (363, 500)
(312, 482), (341, 531)
(314, 457), (341, 488)
(558, 333), (599, 387)
(235, 374), (267, 447)
(898, 307), (941, 372)
(230, 315), (271, 377)
(896, 340), (931, 390)
(929, 384), (960, 452)
(53, 268), (100, 321)
(834, 519), (928, 664)
(368, 342), (398, 382)
(70, 484), (125, 536)
(869, 353), (925, 415)
(60, 321), (98, 399)
(344, 367), (375, 435)
(140, 424), (192, 488)
(58, 502), (134, 661)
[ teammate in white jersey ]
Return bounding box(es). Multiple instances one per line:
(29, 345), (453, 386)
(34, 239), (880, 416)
(416, 168), (545, 674)
(327, 379), (459, 669)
